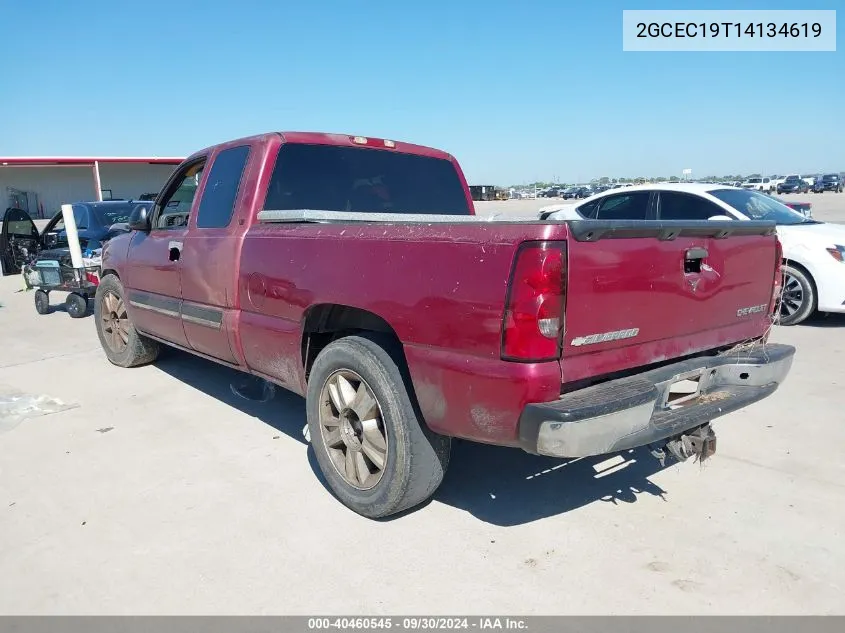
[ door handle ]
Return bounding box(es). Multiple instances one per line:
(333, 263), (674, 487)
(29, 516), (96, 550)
(168, 241), (183, 262)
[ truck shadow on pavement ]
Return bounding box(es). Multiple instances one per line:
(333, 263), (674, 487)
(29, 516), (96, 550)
(155, 349), (670, 526)
(431, 440), (669, 526)
(155, 349), (309, 446)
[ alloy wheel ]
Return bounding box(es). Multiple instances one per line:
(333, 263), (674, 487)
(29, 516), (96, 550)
(100, 291), (129, 353)
(319, 370), (388, 490)
(779, 273), (804, 318)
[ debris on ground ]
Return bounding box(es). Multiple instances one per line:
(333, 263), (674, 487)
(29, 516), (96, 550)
(0, 387), (77, 433)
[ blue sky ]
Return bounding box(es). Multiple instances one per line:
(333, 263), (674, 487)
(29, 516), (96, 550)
(1, 0), (842, 184)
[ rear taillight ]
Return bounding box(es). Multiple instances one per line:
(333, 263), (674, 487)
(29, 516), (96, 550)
(769, 237), (783, 317)
(501, 241), (566, 362)
(86, 271), (100, 286)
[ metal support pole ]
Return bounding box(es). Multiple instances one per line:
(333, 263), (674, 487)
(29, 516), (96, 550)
(92, 161), (103, 201)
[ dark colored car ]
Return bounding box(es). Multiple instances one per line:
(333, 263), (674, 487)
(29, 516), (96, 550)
(40, 201), (149, 250)
(0, 200), (148, 275)
(777, 176), (809, 194)
(561, 186), (592, 199)
(815, 173), (843, 193)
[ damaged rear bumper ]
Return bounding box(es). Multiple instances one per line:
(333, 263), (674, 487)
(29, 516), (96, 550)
(518, 343), (795, 458)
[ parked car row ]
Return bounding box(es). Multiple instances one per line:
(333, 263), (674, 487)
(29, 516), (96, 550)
(539, 183), (845, 326)
(771, 173), (842, 195)
(537, 182), (638, 199)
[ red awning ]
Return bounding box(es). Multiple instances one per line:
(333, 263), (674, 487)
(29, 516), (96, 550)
(0, 157), (184, 166)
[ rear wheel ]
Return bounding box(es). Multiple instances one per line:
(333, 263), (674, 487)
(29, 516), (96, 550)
(65, 293), (88, 318)
(94, 274), (160, 367)
(306, 335), (450, 518)
(776, 264), (816, 326)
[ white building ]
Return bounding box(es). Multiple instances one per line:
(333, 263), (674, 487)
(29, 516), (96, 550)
(1, 157), (183, 219)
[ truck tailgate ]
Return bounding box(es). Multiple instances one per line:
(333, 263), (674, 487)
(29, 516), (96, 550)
(560, 220), (779, 384)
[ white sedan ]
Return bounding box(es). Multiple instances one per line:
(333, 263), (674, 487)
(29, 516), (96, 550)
(539, 183), (845, 326)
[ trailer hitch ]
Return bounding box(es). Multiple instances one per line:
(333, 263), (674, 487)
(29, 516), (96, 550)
(650, 424), (717, 467)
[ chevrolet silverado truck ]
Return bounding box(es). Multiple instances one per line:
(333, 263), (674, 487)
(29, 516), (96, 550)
(94, 132), (795, 518)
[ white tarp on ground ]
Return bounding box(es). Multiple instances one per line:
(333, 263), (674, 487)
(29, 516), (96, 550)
(0, 385), (78, 434)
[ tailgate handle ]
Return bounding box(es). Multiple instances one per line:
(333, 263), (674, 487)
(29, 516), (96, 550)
(685, 247), (708, 260)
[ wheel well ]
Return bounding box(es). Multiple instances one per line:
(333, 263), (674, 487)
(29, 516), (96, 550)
(301, 305), (401, 380)
(101, 269), (119, 280)
(782, 259), (818, 299)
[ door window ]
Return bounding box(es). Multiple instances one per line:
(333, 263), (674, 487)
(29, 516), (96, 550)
(658, 192), (723, 220)
(595, 192), (650, 220)
(153, 161), (206, 230)
(3, 208), (37, 238)
(71, 204), (90, 229)
(195, 145), (251, 228)
(577, 199), (599, 218)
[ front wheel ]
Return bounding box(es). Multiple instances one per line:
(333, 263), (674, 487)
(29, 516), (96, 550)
(34, 289), (50, 315)
(776, 265), (816, 326)
(306, 335), (451, 519)
(94, 274), (160, 367)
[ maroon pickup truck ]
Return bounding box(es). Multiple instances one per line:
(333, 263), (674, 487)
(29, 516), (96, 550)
(94, 132), (795, 518)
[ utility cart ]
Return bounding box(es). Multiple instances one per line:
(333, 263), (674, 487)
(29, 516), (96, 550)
(22, 254), (101, 318)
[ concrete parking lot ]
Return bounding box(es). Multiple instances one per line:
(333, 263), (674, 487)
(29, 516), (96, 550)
(1, 193), (844, 615)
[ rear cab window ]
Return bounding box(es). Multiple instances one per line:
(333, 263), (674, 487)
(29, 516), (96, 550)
(262, 144), (471, 215)
(93, 203), (134, 227)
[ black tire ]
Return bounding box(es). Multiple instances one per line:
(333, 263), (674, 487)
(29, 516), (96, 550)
(306, 335), (451, 519)
(94, 274), (160, 367)
(65, 293), (88, 318)
(34, 290), (50, 315)
(776, 264), (816, 326)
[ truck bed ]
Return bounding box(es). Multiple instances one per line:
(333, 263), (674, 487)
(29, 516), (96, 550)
(241, 210), (779, 444)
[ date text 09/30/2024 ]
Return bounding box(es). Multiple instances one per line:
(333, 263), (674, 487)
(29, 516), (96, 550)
(307, 617), (528, 630)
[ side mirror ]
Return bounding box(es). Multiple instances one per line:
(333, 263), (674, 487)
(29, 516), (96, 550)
(128, 206), (151, 231)
(43, 233), (58, 248)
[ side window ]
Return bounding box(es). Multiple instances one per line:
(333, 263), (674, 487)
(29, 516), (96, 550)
(195, 145), (251, 228)
(154, 161), (206, 230)
(577, 199), (599, 218)
(595, 192), (650, 220)
(659, 192), (723, 220)
(72, 205), (89, 229)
